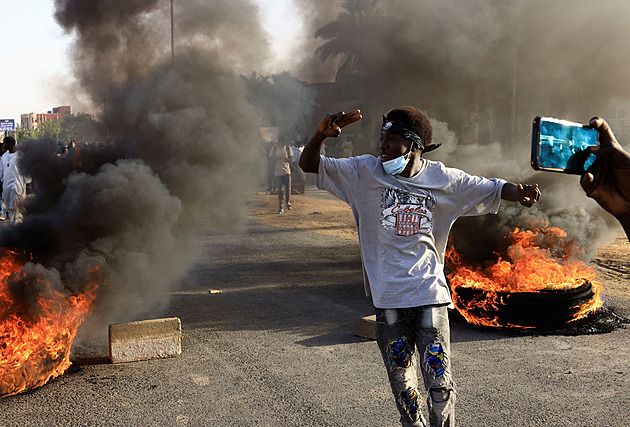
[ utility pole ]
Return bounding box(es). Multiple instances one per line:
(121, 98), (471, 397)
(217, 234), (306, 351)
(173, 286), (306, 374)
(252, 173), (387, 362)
(104, 98), (110, 143)
(511, 45), (517, 144)
(171, 0), (175, 65)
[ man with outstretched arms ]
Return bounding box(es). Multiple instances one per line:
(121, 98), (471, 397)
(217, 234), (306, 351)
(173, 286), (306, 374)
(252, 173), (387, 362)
(300, 107), (540, 427)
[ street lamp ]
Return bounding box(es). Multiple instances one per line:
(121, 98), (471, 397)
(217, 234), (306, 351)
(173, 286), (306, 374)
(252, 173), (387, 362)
(171, 0), (175, 65)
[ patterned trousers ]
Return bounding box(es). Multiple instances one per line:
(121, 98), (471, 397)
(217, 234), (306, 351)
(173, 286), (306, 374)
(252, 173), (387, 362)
(375, 305), (455, 427)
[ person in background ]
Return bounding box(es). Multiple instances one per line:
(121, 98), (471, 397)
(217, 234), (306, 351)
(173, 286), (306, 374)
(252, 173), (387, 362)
(290, 139), (306, 190)
(290, 139), (300, 163)
(57, 142), (67, 156)
(341, 138), (353, 157)
(0, 142), (6, 220)
(273, 140), (293, 214)
(0, 136), (30, 223)
(265, 139), (277, 194)
(65, 139), (82, 168)
(299, 106), (540, 427)
(581, 117), (630, 241)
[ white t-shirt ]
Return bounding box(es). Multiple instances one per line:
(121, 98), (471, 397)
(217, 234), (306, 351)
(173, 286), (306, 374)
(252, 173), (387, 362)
(317, 154), (506, 309)
(291, 145), (303, 163)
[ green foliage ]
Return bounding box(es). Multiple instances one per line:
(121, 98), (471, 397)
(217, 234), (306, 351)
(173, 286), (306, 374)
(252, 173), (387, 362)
(15, 113), (106, 146)
(56, 113), (107, 144)
(15, 127), (39, 141)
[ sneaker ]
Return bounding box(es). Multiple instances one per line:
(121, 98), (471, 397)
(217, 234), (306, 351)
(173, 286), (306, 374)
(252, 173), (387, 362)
(276, 208), (284, 214)
(286, 203), (292, 210)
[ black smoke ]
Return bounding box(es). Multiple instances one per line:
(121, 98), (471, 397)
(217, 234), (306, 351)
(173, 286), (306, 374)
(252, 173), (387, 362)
(2, 0), (289, 336)
(6, 0), (628, 337)
(294, 0), (629, 259)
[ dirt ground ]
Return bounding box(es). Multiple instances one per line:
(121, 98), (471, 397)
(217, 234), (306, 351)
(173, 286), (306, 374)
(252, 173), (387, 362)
(4, 186), (626, 426)
(251, 186), (630, 311)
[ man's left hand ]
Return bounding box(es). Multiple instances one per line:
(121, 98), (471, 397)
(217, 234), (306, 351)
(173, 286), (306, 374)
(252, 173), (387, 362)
(517, 184), (540, 207)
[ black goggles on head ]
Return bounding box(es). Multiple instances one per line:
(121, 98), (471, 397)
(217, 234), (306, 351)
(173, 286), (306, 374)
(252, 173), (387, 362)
(381, 116), (441, 153)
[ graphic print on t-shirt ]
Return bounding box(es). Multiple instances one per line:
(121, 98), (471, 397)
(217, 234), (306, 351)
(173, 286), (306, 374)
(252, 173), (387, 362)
(380, 187), (436, 236)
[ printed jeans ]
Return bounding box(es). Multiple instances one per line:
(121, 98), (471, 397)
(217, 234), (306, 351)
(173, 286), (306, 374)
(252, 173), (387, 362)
(375, 305), (455, 427)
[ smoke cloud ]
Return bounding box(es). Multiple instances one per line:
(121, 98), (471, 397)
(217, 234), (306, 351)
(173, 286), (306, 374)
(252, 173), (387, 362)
(3, 0), (287, 337)
(292, 0), (343, 83)
(5, 0), (628, 339)
(291, 0), (629, 258)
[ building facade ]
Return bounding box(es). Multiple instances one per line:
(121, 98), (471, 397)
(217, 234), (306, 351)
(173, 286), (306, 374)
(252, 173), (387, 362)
(20, 106), (71, 131)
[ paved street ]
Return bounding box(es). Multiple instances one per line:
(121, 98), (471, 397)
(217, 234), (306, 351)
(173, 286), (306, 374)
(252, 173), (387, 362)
(1, 189), (629, 426)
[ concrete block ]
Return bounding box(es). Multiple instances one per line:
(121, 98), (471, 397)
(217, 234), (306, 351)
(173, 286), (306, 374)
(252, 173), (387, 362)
(354, 314), (376, 340)
(109, 317), (182, 364)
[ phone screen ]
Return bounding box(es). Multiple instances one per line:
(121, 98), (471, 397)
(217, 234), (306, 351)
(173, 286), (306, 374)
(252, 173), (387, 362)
(532, 117), (598, 174)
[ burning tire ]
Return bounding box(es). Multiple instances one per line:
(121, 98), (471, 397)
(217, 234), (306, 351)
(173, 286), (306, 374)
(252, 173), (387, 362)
(453, 281), (595, 329)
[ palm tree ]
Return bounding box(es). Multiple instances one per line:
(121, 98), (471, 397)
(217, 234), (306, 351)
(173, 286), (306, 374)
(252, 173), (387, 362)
(314, 0), (384, 154)
(315, 0), (383, 82)
(243, 71), (315, 141)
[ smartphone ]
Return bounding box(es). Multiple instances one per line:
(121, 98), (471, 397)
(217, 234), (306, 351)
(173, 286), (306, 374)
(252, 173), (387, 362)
(531, 116), (598, 174)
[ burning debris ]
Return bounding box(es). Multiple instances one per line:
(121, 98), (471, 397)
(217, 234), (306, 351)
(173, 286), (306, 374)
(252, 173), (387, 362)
(0, 250), (100, 397)
(446, 223), (607, 329)
(3, 0), (629, 399)
(1, 0), (275, 397)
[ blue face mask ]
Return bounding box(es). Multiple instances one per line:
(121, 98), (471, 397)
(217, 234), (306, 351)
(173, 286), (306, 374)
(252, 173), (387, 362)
(382, 154), (410, 175)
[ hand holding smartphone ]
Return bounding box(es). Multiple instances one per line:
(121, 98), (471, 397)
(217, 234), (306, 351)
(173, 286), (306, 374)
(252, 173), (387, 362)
(531, 116), (598, 174)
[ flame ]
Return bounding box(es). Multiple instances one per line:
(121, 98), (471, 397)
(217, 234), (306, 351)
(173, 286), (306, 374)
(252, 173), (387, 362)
(446, 225), (603, 328)
(0, 250), (98, 397)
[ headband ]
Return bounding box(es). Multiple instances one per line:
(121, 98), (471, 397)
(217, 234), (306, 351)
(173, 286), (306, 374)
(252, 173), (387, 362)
(381, 116), (441, 153)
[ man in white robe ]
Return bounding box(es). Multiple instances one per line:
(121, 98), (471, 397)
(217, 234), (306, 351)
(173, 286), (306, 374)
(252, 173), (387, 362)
(0, 137), (29, 223)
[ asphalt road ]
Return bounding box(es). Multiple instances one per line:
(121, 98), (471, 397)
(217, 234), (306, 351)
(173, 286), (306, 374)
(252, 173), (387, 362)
(1, 192), (629, 427)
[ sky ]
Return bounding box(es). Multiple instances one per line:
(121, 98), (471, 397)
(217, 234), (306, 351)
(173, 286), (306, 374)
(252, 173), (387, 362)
(0, 0), (72, 122)
(256, 0), (303, 69)
(0, 0), (301, 124)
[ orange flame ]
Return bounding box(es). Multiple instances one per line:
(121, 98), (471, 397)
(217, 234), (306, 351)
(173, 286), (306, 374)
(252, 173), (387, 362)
(446, 225), (603, 328)
(0, 251), (98, 397)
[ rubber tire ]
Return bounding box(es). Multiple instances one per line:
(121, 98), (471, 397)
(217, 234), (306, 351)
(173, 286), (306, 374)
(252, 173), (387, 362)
(453, 281), (594, 328)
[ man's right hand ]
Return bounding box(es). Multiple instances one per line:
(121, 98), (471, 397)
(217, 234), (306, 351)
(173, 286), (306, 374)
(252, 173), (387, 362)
(581, 117), (630, 239)
(300, 109), (362, 174)
(316, 110), (362, 138)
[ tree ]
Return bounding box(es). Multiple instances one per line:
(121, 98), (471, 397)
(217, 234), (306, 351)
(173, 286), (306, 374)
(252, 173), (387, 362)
(15, 127), (39, 142)
(314, 0), (386, 155)
(15, 114), (106, 146)
(315, 0), (383, 83)
(56, 113), (107, 145)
